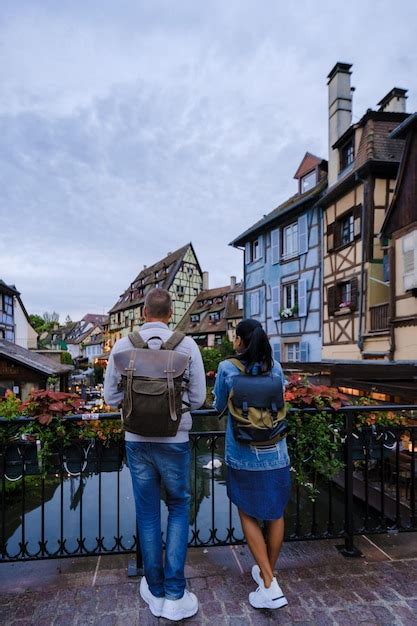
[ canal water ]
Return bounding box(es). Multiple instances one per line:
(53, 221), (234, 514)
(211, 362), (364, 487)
(3, 415), (380, 558)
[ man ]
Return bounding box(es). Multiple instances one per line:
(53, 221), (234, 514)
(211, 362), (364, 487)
(104, 288), (206, 621)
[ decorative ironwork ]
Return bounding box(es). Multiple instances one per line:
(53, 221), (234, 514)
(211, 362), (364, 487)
(0, 405), (416, 563)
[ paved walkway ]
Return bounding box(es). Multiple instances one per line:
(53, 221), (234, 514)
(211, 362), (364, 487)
(1, 533), (417, 625)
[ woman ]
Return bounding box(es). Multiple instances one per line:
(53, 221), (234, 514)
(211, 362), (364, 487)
(213, 319), (290, 610)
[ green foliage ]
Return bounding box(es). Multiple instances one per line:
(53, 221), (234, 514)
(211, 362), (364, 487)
(284, 375), (349, 501)
(0, 390), (23, 420)
(218, 337), (234, 358)
(200, 347), (222, 374)
(60, 351), (73, 365)
(29, 311), (59, 334)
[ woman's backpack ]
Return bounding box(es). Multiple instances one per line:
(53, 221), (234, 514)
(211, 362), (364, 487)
(112, 331), (190, 437)
(227, 358), (287, 446)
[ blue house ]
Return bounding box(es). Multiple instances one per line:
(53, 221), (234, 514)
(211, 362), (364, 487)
(230, 153), (327, 363)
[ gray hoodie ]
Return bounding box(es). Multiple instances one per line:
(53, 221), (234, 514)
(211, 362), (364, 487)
(103, 321), (206, 443)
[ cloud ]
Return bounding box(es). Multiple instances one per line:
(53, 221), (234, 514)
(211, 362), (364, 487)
(1, 0), (417, 319)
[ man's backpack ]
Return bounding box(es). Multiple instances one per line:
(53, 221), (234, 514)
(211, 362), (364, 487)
(112, 331), (189, 437)
(227, 358), (287, 446)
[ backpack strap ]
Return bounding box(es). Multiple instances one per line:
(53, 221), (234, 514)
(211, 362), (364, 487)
(228, 357), (246, 374)
(128, 331), (148, 349)
(163, 331), (185, 351)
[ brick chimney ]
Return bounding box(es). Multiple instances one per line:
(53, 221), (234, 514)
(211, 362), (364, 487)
(377, 88), (408, 113)
(327, 62), (353, 186)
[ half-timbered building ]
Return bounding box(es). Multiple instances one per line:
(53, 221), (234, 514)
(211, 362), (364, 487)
(322, 62), (409, 360)
(106, 244), (203, 348)
(230, 153), (327, 363)
(176, 277), (243, 347)
(381, 113), (417, 360)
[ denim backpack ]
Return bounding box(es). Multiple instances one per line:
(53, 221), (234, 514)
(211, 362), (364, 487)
(227, 358), (287, 446)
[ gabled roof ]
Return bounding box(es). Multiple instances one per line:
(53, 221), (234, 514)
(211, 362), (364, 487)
(293, 152), (326, 180)
(0, 340), (73, 375)
(109, 243), (201, 314)
(176, 283), (243, 335)
(230, 177), (326, 247)
(82, 314), (108, 325)
(381, 113), (417, 236)
(0, 280), (20, 297)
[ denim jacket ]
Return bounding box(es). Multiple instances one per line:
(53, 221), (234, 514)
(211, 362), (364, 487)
(213, 358), (290, 471)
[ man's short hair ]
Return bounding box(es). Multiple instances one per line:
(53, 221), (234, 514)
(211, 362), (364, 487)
(144, 288), (172, 319)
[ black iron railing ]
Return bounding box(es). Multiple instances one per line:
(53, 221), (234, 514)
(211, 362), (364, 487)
(0, 405), (416, 565)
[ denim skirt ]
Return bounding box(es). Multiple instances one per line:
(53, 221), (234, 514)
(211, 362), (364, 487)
(226, 465), (291, 521)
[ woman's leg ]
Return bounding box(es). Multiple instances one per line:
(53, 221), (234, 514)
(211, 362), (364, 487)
(266, 517), (285, 572)
(238, 509), (274, 588)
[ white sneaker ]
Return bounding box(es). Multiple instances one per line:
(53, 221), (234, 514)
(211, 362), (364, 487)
(251, 565), (285, 598)
(139, 576), (164, 617)
(249, 577), (288, 610)
(161, 589), (199, 621)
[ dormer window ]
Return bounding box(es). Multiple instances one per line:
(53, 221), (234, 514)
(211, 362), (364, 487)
(209, 312), (220, 322)
(300, 170), (316, 193)
(190, 314), (200, 323)
(340, 140), (354, 171)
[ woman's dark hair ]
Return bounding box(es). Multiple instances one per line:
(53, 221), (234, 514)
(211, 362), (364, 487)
(235, 319), (273, 372)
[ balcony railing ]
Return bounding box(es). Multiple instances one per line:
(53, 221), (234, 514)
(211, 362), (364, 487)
(0, 406), (416, 565)
(370, 302), (389, 331)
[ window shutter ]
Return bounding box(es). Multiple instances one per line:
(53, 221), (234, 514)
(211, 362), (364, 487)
(298, 214), (308, 254)
(271, 228), (280, 264)
(297, 279), (307, 317)
(250, 291), (260, 316)
(327, 285), (337, 316)
(327, 222), (335, 252)
(350, 276), (359, 311)
(403, 232), (417, 290)
(245, 242), (251, 264)
(354, 205), (362, 238)
(300, 341), (309, 362)
(257, 235), (264, 261)
(271, 286), (280, 319)
(273, 343), (281, 363)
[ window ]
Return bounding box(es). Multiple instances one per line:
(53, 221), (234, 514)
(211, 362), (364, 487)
(176, 285), (185, 296)
(236, 294), (243, 309)
(208, 312), (220, 322)
(279, 215), (308, 261)
(340, 214), (354, 246)
(327, 277), (358, 315)
(340, 140), (354, 171)
(245, 237), (263, 264)
(286, 342), (300, 362)
(283, 282), (298, 310)
(327, 207), (361, 251)
(283, 222), (298, 257)
(190, 314), (200, 323)
(300, 170), (316, 193)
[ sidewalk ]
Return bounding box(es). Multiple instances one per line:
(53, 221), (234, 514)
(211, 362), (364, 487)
(1, 533), (417, 625)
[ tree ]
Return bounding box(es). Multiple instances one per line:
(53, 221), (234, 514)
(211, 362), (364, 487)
(60, 351), (73, 365)
(43, 311), (59, 325)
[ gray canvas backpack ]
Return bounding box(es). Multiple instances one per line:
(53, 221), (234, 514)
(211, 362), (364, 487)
(112, 331), (190, 437)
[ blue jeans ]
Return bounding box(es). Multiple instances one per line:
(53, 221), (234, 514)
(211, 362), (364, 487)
(125, 441), (191, 599)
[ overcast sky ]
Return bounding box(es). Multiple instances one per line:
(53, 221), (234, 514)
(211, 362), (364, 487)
(1, 0), (416, 320)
